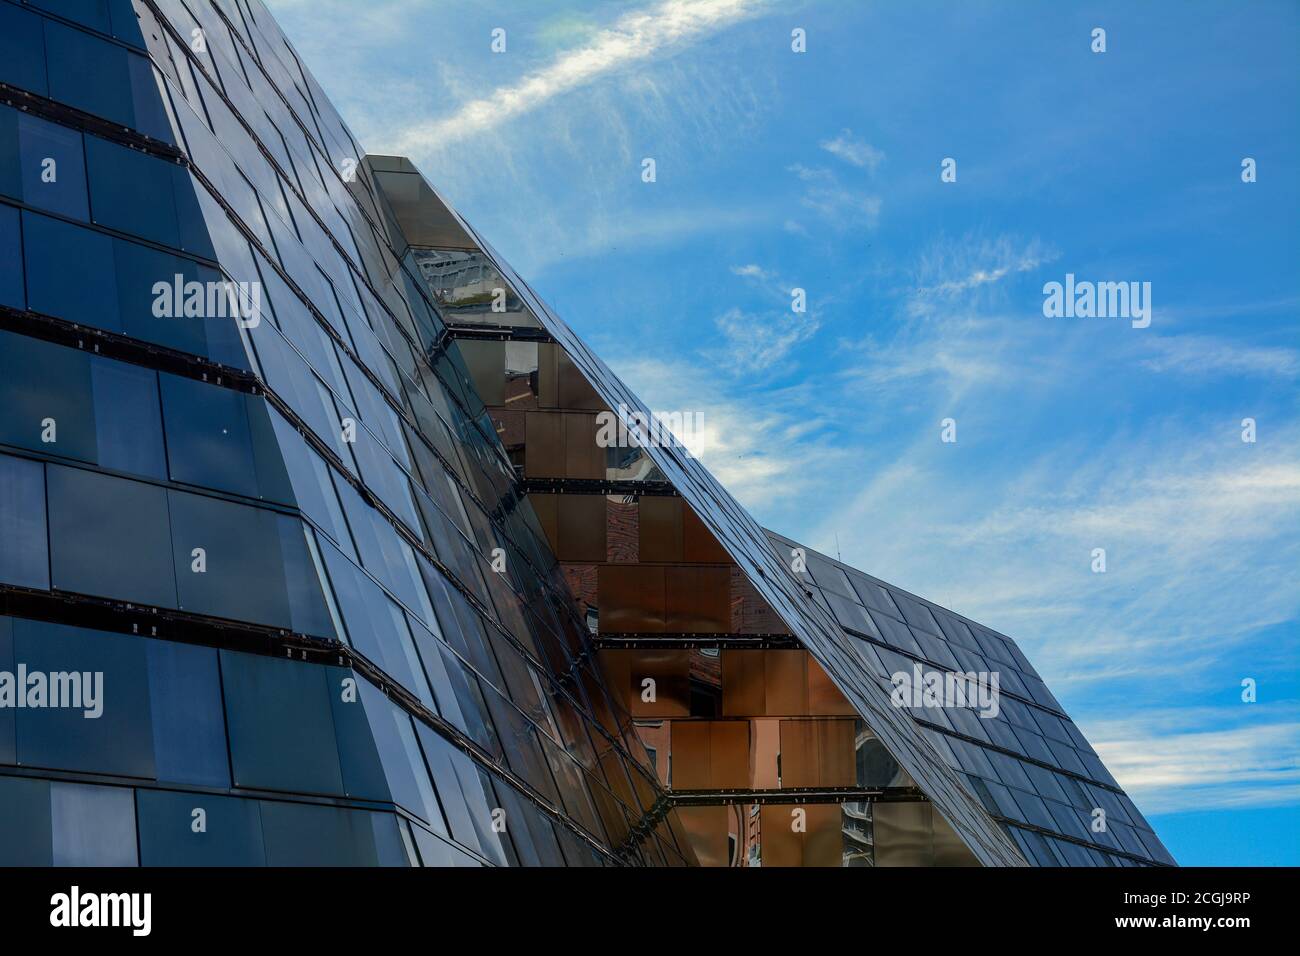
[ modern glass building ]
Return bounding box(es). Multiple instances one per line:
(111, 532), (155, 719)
(0, 0), (1172, 867)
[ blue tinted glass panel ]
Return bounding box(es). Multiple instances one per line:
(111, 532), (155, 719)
(0, 4), (48, 97)
(0, 204), (21, 308)
(137, 789), (265, 866)
(13, 619), (154, 778)
(47, 464), (177, 607)
(258, 801), (408, 867)
(0, 618), (11, 764)
(145, 640), (229, 787)
(168, 489), (289, 627)
(23, 212), (119, 330)
(50, 781), (138, 866)
(0, 454), (50, 591)
(0, 330), (95, 461)
(160, 372), (259, 497)
(220, 650), (343, 795)
(0, 775), (52, 865)
(30, 0), (112, 33)
(89, 358), (166, 478)
(17, 112), (88, 219)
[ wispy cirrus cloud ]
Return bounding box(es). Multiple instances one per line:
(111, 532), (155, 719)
(819, 128), (885, 173)
(391, 0), (767, 154)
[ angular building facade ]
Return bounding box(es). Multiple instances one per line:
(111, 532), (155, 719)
(0, 0), (1172, 867)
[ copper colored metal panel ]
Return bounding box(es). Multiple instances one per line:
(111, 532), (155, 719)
(804, 804), (845, 867)
(557, 348), (605, 410)
(524, 412), (564, 477)
(779, 719), (818, 788)
(638, 496), (682, 562)
(564, 412), (604, 478)
(556, 494), (606, 562)
(819, 718), (858, 786)
(765, 651), (809, 716)
(536, 342), (559, 408)
(675, 805), (731, 868)
(626, 649), (690, 718)
(666, 565), (731, 633)
(669, 721), (711, 789)
(597, 565), (666, 633)
(722, 650), (766, 716)
(730, 568), (791, 635)
(710, 720), (751, 789)
(760, 804), (802, 867)
(683, 503), (730, 563)
(808, 656), (857, 715)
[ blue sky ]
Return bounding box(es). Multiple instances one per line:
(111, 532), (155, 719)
(266, 0), (1300, 866)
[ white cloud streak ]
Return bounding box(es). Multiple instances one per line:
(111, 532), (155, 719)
(392, 0), (764, 153)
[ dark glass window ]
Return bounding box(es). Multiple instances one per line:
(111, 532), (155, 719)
(12, 619), (154, 778)
(16, 110), (88, 219)
(331, 675), (445, 831)
(0, 454), (48, 591)
(89, 358), (166, 478)
(0, 4), (48, 97)
(145, 640), (229, 787)
(0, 204), (22, 308)
(137, 790), (265, 866)
(46, 464), (177, 607)
(0, 329), (95, 462)
(23, 211), (119, 330)
(160, 373), (260, 498)
(220, 649), (343, 795)
(0, 775), (52, 865)
(44, 22), (171, 142)
(168, 494), (330, 633)
(258, 801), (410, 867)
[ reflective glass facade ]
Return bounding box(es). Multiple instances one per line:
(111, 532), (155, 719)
(0, 0), (1168, 867)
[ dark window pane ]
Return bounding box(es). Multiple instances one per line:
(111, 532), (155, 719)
(145, 640), (229, 787)
(0, 775), (53, 865)
(17, 111), (88, 219)
(168, 490), (295, 627)
(0, 330), (95, 461)
(23, 212), (119, 330)
(90, 358), (166, 478)
(13, 619), (154, 778)
(0, 204), (22, 308)
(137, 790), (265, 866)
(0, 453), (50, 591)
(47, 464), (177, 607)
(0, 4), (48, 97)
(258, 801), (409, 866)
(220, 649), (343, 795)
(160, 372), (259, 497)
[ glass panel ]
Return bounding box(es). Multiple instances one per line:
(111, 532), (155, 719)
(146, 639), (229, 787)
(47, 464), (177, 607)
(220, 649), (343, 795)
(13, 619), (154, 778)
(137, 789), (266, 866)
(0, 453), (50, 590)
(50, 781), (138, 866)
